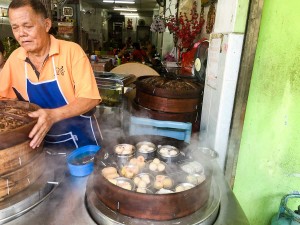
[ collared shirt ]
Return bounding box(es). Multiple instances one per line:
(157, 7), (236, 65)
(0, 35), (101, 103)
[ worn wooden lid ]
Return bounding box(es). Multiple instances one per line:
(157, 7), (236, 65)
(0, 100), (40, 150)
(135, 75), (204, 99)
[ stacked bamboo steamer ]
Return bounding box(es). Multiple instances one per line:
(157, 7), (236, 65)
(133, 75), (204, 132)
(0, 100), (45, 201)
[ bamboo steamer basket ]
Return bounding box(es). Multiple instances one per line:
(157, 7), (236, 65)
(134, 76), (204, 113)
(133, 76), (203, 131)
(0, 152), (45, 201)
(0, 100), (39, 150)
(0, 140), (43, 175)
(93, 171), (211, 220)
(93, 135), (211, 221)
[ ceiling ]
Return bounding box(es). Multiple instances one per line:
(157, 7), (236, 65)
(82, 0), (159, 17)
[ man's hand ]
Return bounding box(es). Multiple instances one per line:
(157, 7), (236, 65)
(27, 98), (100, 149)
(28, 109), (57, 149)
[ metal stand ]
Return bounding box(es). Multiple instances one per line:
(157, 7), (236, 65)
(0, 160), (59, 224)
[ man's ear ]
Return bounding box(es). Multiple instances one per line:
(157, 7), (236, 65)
(45, 18), (52, 33)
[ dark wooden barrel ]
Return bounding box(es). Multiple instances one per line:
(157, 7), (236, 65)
(133, 76), (204, 132)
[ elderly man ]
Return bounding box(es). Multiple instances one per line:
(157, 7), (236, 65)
(0, 0), (102, 149)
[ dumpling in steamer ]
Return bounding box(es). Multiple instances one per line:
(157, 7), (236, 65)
(157, 163), (165, 172)
(149, 162), (158, 171)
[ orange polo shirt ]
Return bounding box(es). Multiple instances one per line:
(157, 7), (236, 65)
(0, 35), (101, 103)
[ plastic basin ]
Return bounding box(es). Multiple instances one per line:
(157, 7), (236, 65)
(67, 145), (101, 177)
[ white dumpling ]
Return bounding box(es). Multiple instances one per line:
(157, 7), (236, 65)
(141, 174), (151, 184)
(169, 150), (178, 156)
(153, 158), (160, 164)
(149, 162), (158, 171)
(157, 163), (165, 172)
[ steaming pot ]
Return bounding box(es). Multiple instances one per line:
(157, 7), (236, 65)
(271, 194), (300, 225)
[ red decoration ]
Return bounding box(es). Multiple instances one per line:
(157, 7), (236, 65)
(165, 1), (205, 50)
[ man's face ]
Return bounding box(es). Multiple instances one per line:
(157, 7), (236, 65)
(9, 6), (51, 54)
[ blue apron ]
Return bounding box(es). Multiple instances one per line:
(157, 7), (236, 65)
(25, 57), (102, 149)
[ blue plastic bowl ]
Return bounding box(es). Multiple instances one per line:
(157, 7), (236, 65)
(67, 145), (101, 177)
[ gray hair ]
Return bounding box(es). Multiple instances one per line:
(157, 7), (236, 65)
(8, 0), (48, 19)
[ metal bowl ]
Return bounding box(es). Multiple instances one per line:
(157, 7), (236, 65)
(115, 177), (135, 191)
(133, 172), (154, 189)
(175, 182), (195, 192)
(135, 188), (153, 194)
(180, 160), (205, 174)
(186, 173), (206, 186)
(119, 163), (140, 179)
(135, 141), (156, 160)
(157, 145), (180, 163)
(153, 174), (174, 190)
(114, 144), (135, 166)
(147, 158), (167, 173)
(155, 188), (175, 194)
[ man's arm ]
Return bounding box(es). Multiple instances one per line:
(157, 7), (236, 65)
(28, 97), (100, 149)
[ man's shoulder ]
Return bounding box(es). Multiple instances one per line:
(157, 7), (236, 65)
(51, 36), (82, 51)
(6, 47), (25, 62)
(57, 38), (81, 50)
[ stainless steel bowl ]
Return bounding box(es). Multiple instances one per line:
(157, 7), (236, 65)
(135, 188), (153, 194)
(180, 160), (205, 174)
(115, 177), (135, 191)
(114, 144), (136, 167)
(135, 141), (156, 160)
(157, 145), (180, 163)
(133, 172), (155, 189)
(147, 159), (167, 173)
(186, 173), (206, 186)
(153, 174), (174, 190)
(175, 182), (195, 192)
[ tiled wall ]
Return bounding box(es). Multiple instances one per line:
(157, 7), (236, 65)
(200, 33), (244, 170)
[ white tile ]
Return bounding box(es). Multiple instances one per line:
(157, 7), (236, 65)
(214, 0), (238, 33)
(199, 33), (243, 171)
(223, 34), (244, 81)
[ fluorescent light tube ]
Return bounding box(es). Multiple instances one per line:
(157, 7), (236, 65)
(115, 1), (135, 4)
(114, 7), (137, 11)
(120, 12), (139, 16)
(103, 0), (135, 3)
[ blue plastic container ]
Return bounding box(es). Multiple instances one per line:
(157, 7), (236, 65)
(129, 116), (192, 143)
(67, 145), (101, 177)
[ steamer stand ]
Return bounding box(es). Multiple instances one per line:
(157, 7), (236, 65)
(0, 153), (61, 224)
